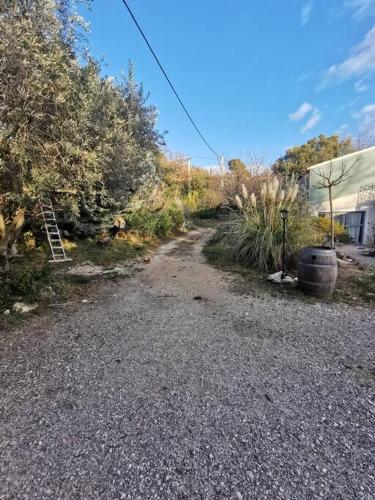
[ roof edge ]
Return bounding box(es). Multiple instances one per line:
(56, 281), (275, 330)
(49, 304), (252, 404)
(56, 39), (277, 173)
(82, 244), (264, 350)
(307, 145), (375, 171)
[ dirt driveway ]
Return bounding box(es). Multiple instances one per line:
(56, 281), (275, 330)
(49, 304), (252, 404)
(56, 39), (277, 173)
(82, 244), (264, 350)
(1, 228), (374, 499)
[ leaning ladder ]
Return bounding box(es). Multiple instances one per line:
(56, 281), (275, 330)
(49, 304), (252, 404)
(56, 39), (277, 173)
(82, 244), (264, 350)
(39, 198), (71, 263)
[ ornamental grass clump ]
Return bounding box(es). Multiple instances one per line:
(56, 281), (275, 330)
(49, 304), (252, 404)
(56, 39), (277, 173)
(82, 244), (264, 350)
(225, 176), (319, 273)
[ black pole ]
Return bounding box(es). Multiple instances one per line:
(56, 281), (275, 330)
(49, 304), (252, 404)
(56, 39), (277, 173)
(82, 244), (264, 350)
(282, 218), (286, 279)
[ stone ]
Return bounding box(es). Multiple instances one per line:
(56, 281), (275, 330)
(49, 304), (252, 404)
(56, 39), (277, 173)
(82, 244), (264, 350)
(267, 271), (282, 284)
(281, 276), (294, 284)
(13, 302), (38, 314)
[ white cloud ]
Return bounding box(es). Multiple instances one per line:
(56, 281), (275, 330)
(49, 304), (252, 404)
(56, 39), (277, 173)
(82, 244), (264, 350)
(356, 103), (375, 126)
(321, 25), (375, 85)
(345, 0), (375, 20)
(289, 102), (313, 121)
(354, 79), (368, 91)
(335, 123), (349, 134)
(289, 102), (321, 133)
(301, 109), (321, 133)
(301, 2), (313, 25)
(337, 98), (359, 111)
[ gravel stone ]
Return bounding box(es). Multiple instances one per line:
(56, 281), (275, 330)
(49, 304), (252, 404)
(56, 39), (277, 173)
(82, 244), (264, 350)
(0, 229), (374, 499)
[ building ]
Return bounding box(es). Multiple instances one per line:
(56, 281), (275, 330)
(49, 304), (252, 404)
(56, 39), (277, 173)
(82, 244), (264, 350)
(307, 146), (375, 245)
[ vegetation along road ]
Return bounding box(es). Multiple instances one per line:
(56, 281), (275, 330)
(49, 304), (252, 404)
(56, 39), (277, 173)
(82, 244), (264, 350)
(0, 228), (374, 499)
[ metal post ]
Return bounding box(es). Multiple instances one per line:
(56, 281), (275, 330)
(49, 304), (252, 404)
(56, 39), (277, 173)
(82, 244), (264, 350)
(187, 157), (191, 193)
(220, 155), (225, 190)
(282, 217), (286, 279)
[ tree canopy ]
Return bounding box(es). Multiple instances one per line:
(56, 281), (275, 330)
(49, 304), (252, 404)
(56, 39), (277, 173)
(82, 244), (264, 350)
(0, 0), (164, 270)
(0, 0), (163, 208)
(271, 135), (355, 177)
(227, 159), (248, 175)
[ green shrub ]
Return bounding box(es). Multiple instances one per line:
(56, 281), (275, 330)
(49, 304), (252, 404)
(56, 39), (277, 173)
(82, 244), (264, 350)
(0, 264), (52, 311)
(126, 206), (184, 237)
(167, 205), (185, 230)
(0, 281), (12, 311)
(10, 266), (52, 301)
(182, 191), (200, 211)
(194, 207), (218, 219)
(315, 216), (350, 243)
(153, 212), (174, 236)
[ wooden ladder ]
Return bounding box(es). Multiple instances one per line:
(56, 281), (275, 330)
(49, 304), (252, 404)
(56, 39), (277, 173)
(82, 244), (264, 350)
(39, 198), (71, 263)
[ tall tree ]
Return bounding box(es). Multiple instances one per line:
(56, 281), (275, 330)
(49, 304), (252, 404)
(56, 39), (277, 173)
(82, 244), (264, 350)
(272, 135), (354, 177)
(313, 160), (357, 249)
(227, 159), (248, 175)
(0, 1), (163, 271)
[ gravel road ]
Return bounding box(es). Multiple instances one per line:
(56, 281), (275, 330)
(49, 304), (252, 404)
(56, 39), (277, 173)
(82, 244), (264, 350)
(1, 228), (374, 499)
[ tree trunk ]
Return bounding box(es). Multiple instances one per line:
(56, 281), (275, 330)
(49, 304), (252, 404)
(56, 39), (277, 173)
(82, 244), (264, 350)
(328, 185), (334, 249)
(0, 208), (25, 274)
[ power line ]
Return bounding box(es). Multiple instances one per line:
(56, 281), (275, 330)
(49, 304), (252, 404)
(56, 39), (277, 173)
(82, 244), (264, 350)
(120, 0), (220, 159)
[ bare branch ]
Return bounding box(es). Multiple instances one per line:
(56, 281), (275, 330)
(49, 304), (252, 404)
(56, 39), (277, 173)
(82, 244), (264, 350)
(314, 158), (358, 189)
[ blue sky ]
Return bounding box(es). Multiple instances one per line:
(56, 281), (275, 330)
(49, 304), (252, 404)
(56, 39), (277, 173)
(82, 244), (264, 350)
(83, 0), (375, 166)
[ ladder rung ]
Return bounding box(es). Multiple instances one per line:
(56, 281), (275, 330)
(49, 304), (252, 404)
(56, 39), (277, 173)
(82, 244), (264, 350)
(39, 198), (71, 263)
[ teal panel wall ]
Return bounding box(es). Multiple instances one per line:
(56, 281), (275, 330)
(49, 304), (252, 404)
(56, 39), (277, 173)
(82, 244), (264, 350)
(309, 148), (375, 208)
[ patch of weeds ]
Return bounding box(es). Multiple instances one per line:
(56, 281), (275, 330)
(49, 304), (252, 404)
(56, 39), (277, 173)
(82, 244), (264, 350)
(0, 263), (52, 311)
(65, 237), (153, 266)
(10, 266), (52, 301)
(0, 261), (53, 319)
(0, 281), (12, 311)
(355, 270), (375, 301)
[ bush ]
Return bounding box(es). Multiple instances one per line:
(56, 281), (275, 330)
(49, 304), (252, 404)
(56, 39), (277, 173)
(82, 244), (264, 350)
(153, 212), (174, 236)
(0, 281), (12, 311)
(194, 207), (218, 219)
(315, 216), (350, 243)
(0, 264), (52, 311)
(167, 205), (185, 230)
(218, 178), (321, 273)
(10, 266), (52, 300)
(126, 206), (184, 237)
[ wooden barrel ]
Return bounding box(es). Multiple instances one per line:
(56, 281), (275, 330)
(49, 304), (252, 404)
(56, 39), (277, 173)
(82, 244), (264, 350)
(298, 247), (337, 298)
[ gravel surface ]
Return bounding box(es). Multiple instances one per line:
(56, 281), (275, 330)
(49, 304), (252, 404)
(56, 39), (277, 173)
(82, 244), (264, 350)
(1, 228), (375, 499)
